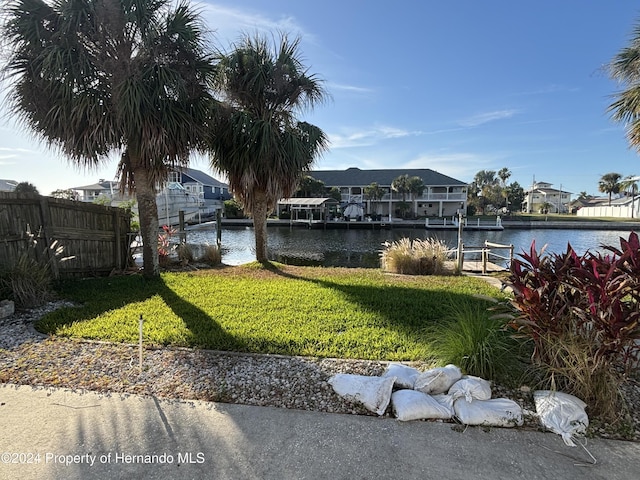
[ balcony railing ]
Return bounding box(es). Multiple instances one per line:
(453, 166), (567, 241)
(343, 192), (467, 202)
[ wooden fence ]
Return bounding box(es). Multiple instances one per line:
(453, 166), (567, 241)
(0, 192), (131, 277)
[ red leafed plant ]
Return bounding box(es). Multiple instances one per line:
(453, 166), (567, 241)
(158, 225), (177, 265)
(507, 232), (640, 419)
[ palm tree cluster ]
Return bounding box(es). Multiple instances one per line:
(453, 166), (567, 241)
(466, 169), (524, 215)
(1, 0), (327, 275)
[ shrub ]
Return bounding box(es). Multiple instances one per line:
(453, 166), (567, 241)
(176, 243), (194, 266)
(426, 297), (525, 384)
(158, 225), (176, 267)
(1, 253), (53, 308)
(506, 232), (640, 419)
(198, 245), (221, 266)
(224, 199), (245, 219)
(380, 237), (450, 275)
(0, 228), (72, 308)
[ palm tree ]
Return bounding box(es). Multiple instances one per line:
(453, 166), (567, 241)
(364, 182), (385, 218)
(407, 176), (425, 217)
(620, 175), (640, 218)
(497, 167), (511, 208)
(391, 175), (411, 218)
(296, 176), (326, 197)
(598, 172), (622, 206)
(2, 0), (214, 277)
(608, 22), (640, 150)
(208, 34), (328, 262)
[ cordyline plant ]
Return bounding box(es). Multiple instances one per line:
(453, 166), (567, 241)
(506, 232), (640, 418)
(509, 232), (640, 368)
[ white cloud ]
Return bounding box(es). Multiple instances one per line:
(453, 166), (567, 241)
(197, 2), (313, 46)
(328, 126), (421, 149)
(459, 109), (518, 127)
(327, 83), (375, 95)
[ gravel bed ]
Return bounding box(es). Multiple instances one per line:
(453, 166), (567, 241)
(1, 301), (639, 441)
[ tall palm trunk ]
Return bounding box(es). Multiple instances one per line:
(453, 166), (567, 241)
(252, 191), (269, 263)
(132, 163), (160, 277)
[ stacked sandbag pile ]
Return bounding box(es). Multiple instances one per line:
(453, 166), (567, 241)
(329, 363), (524, 428)
(329, 364), (590, 442)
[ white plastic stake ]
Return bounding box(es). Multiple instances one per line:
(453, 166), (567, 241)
(139, 314), (143, 371)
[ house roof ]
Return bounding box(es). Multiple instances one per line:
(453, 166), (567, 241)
(180, 168), (227, 188)
(309, 167), (467, 187)
(71, 180), (117, 191)
(0, 179), (18, 191)
(279, 197), (339, 206)
(527, 187), (573, 195)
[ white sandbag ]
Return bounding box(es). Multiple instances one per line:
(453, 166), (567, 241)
(414, 364), (462, 395)
(382, 363), (420, 389)
(432, 394), (455, 412)
(391, 390), (454, 421)
(454, 398), (524, 427)
(328, 374), (395, 416)
(534, 390), (589, 447)
(448, 376), (492, 403)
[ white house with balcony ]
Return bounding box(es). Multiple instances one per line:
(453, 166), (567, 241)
(522, 181), (572, 214)
(306, 167), (468, 218)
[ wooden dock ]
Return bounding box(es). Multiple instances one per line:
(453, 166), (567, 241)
(456, 241), (513, 274)
(461, 260), (508, 273)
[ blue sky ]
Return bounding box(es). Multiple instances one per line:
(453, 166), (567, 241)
(2, 0), (640, 197)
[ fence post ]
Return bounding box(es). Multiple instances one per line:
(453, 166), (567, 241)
(113, 210), (122, 270)
(179, 211), (186, 243)
(38, 196), (59, 279)
(482, 248), (488, 274)
(216, 209), (222, 248)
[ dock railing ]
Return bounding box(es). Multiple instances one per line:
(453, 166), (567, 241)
(456, 240), (514, 273)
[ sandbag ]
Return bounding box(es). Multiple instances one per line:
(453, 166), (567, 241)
(534, 390), (589, 447)
(382, 363), (420, 389)
(328, 374), (395, 416)
(414, 364), (462, 395)
(454, 398), (524, 427)
(448, 376), (492, 403)
(391, 389), (453, 421)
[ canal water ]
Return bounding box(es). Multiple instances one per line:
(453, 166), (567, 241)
(185, 224), (637, 268)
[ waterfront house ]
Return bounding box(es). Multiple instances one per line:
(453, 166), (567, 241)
(71, 168), (230, 225)
(522, 181), (572, 214)
(303, 167), (468, 219)
(71, 179), (118, 202)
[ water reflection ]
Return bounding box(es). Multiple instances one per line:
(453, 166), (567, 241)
(185, 224), (635, 267)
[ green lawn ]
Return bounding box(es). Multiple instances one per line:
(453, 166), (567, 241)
(38, 263), (507, 361)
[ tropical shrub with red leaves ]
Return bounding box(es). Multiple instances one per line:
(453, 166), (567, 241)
(158, 225), (177, 266)
(507, 232), (640, 418)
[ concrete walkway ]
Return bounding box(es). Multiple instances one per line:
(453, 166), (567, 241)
(1, 384), (639, 480)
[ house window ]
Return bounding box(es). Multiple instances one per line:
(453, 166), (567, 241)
(169, 172), (180, 183)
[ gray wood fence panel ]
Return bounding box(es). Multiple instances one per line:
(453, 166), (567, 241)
(0, 192), (131, 277)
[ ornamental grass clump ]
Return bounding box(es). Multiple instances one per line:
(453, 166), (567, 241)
(425, 297), (526, 384)
(507, 232), (640, 420)
(198, 244), (221, 266)
(0, 227), (73, 308)
(380, 237), (450, 275)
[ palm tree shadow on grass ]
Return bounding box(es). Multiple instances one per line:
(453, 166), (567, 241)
(38, 275), (244, 351)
